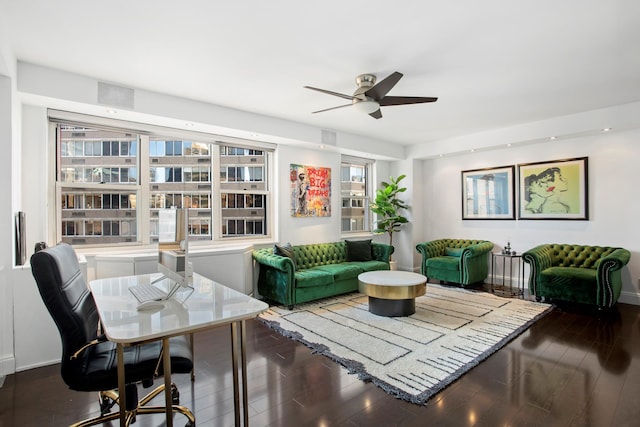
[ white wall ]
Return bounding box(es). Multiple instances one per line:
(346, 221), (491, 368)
(0, 74), (16, 376)
(422, 130), (640, 304)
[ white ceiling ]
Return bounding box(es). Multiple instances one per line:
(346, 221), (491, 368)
(2, 0), (640, 146)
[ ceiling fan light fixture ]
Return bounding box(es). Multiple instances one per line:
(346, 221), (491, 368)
(353, 99), (380, 114)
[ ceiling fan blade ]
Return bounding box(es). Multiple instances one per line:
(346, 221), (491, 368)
(364, 71), (403, 100)
(379, 96), (438, 106)
(304, 86), (355, 101)
(369, 109), (383, 119)
(312, 103), (353, 114)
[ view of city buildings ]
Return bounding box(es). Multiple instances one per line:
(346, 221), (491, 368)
(57, 124), (268, 245)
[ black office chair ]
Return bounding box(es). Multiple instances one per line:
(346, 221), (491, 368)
(31, 243), (196, 427)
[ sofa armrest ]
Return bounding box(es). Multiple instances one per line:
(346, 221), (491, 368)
(595, 248), (631, 308)
(252, 248), (296, 272)
(459, 241), (493, 284)
(416, 240), (445, 275)
(462, 241), (494, 258)
(372, 243), (394, 263)
(416, 240), (445, 259)
(253, 248), (296, 307)
(522, 244), (556, 295)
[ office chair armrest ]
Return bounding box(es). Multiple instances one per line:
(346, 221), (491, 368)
(70, 334), (108, 360)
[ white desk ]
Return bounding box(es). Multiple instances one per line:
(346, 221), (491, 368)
(89, 272), (268, 427)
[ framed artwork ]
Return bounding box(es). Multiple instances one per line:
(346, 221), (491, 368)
(517, 157), (588, 220)
(290, 163), (331, 217)
(461, 165), (515, 220)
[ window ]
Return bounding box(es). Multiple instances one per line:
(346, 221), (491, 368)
(340, 157), (373, 233)
(54, 118), (272, 246)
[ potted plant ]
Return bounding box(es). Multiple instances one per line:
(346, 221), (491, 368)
(370, 174), (409, 268)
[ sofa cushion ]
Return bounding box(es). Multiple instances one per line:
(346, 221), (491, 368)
(346, 239), (372, 262)
(445, 247), (464, 257)
(344, 260), (389, 272)
(315, 263), (363, 281)
(274, 242), (295, 262)
(539, 267), (597, 304)
(426, 256), (460, 271)
(294, 268), (335, 288)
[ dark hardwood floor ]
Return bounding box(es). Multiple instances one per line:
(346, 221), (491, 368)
(2, 294), (640, 427)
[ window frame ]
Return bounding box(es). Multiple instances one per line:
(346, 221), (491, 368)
(340, 156), (374, 235)
(49, 112), (274, 248)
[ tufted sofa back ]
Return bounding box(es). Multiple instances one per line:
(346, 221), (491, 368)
(547, 244), (618, 269)
(293, 242), (347, 269)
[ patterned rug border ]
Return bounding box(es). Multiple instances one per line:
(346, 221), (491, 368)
(257, 288), (553, 405)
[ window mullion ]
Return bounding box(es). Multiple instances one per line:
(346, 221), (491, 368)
(138, 135), (150, 244)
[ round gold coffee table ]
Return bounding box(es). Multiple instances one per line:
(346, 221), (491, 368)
(358, 270), (427, 317)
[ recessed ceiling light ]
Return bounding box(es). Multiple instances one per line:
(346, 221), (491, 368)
(470, 149), (475, 153)
(106, 109), (117, 114)
(185, 122), (194, 127)
(549, 136), (556, 140)
(506, 143), (512, 147)
(319, 144), (325, 149)
(602, 127), (611, 132)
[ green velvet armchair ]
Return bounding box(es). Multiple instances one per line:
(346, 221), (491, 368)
(523, 244), (631, 309)
(416, 239), (494, 286)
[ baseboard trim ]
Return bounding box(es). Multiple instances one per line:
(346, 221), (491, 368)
(16, 358), (60, 373)
(0, 356), (16, 377)
(618, 291), (640, 306)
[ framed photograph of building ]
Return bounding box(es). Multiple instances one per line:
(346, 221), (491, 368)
(518, 157), (588, 220)
(290, 164), (331, 217)
(462, 165), (515, 220)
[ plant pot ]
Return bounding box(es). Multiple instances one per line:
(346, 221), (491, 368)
(389, 260), (398, 271)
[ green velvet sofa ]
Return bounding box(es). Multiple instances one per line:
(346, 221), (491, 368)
(416, 239), (494, 286)
(523, 244), (631, 309)
(253, 241), (393, 309)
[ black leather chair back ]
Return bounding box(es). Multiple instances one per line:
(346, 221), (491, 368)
(31, 243), (98, 385)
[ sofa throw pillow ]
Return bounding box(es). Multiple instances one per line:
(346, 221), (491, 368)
(274, 242), (295, 262)
(445, 247), (464, 257)
(346, 239), (373, 262)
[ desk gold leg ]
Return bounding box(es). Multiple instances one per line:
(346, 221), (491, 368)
(117, 344), (126, 427)
(231, 322), (241, 427)
(240, 320), (249, 427)
(162, 337), (173, 427)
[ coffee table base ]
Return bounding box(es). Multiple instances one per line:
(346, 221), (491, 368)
(369, 296), (416, 317)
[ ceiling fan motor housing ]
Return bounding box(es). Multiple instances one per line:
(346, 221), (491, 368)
(353, 74), (379, 112)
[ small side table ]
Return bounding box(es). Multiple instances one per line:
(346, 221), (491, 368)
(491, 253), (525, 297)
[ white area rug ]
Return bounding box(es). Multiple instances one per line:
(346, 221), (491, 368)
(258, 284), (552, 404)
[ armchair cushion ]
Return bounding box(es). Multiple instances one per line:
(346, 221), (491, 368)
(445, 247), (464, 257)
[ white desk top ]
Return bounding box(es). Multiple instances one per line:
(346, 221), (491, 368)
(89, 273), (268, 344)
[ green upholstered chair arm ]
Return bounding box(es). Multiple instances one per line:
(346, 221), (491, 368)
(416, 240), (446, 259)
(596, 248), (631, 308)
(596, 248), (631, 272)
(462, 241), (494, 258)
(416, 240), (445, 275)
(459, 241), (494, 284)
(522, 244), (556, 295)
(372, 243), (394, 262)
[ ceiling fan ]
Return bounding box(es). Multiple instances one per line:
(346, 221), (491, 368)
(304, 71), (437, 119)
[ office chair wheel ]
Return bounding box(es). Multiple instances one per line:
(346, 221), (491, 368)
(171, 383), (180, 404)
(99, 395), (116, 415)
